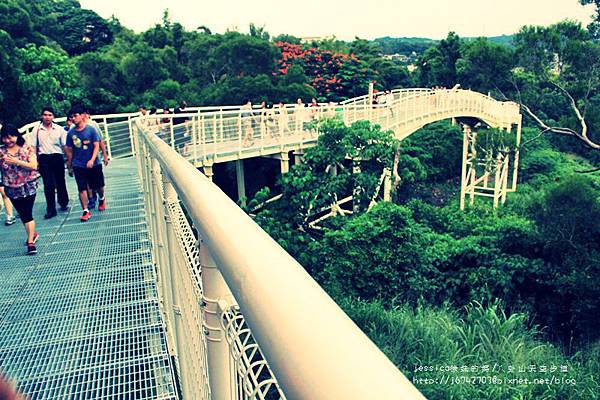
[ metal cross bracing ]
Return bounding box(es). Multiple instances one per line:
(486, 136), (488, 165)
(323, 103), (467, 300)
(0, 159), (178, 399)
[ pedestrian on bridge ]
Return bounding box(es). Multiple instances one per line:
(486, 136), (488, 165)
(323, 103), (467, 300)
(64, 106), (106, 222)
(32, 107), (69, 219)
(82, 108), (109, 210)
(0, 124), (40, 255)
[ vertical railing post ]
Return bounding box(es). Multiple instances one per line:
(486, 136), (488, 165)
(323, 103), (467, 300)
(219, 110), (224, 149)
(237, 113), (243, 157)
(200, 242), (234, 400)
(192, 116), (198, 164)
(128, 116), (136, 156)
(170, 117), (175, 149)
(102, 117), (112, 159)
(213, 113), (218, 159)
(201, 115), (207, 162)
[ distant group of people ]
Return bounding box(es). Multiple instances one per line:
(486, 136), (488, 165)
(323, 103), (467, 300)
(239, 97), (337, 146)
(137, 98), (339, 150)
(0, 105), (109, 255)
(138, 100), (193, 153)
(372, 89), (395, 107)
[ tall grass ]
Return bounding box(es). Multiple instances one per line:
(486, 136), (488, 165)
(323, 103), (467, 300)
(339, 299), (599, 399)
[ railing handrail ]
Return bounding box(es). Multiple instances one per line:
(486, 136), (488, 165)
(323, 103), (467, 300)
(18, 88), (519, 135)
(137, 122), (426, 400)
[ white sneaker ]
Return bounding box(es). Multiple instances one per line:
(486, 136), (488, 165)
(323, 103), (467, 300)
(5, 215), (16, 225)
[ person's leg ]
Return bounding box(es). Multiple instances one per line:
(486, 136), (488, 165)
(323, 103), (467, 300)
(87, 186), (95, 209)
(11, 195), (36, 244)
(0, 187), (14, 222)
(92, 165), (106, 211)
(24, 220), (36, 244)
(52, 154), (69, 210)
(79, 190), (89, 210)
(38, 155), (57, 215)
(73, 168), (90, 210)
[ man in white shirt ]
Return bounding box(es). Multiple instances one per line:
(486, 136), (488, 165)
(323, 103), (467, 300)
(33, 106), (69, 219)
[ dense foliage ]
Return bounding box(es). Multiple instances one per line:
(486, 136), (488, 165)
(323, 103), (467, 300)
(2, 1), (600, 397)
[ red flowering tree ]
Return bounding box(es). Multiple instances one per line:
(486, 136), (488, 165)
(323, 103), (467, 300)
(274, 42), (374, 102)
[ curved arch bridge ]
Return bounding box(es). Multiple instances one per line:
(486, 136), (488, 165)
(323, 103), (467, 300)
(142, 88), (522, 209)
(20, 88), (522, 209)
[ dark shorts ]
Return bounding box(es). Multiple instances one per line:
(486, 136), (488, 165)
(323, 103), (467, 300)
(73, 165), (105, 192)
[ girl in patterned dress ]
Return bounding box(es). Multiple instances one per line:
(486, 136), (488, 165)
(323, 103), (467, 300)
(0, 124), (40, 255)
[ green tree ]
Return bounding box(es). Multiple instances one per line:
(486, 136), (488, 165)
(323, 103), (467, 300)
(17, 44), (83, 120)
(418, 32), (461, 87)
(76, 51), (126, 112)
(513, 21), (600, 151)
(0, 30), (21, 121)
(55, 8), (113, 55)
(456, 37), (514, 94)
(370, 58), (412, 89)
(0, 0), (33, 40)
(120, 43), (169, 93)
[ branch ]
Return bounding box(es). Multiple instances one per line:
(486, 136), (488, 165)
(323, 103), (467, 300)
(518, 128), (551, 148)
(520, 103), (575, 137)
(549, 81), (599, 150)
(575, 166), (600, 173)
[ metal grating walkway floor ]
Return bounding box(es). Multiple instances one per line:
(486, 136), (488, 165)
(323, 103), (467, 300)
(0, 158), (178, 399)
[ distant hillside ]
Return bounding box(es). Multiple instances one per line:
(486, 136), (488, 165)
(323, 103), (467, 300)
(464, 34), (514, 47)
(374, 34), (514, 55)
(374, 37), (438, 55)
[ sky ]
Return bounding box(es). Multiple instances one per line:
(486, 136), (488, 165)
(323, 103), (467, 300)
(79, 0), (595, 40)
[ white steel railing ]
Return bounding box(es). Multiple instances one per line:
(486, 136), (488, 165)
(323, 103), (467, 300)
(134, 120), (427, 400)
(135, 89), (520, 167)
(20, 113), (138, 159)
(19, 89), (520, 169)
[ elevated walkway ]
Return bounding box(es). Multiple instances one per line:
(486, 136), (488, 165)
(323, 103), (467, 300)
(0, 159), (178, 399)
(7, 88), (521, 399)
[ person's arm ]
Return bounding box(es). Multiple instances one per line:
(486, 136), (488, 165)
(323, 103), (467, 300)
(99, 139), (109, 165)
(86, 141), (100, 169)
(3, 147), (37, 170)
(64, 146), (73, 171)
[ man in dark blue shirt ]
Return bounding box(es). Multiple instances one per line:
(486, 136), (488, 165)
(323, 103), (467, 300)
(64, 105), (106, 222)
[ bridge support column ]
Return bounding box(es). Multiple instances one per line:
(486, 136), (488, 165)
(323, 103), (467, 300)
(329, 163), (338, 176)
(293, 150), (304, 165)
(200, 243), (235, 400)
(511, 115), (522, 192)
(383, 168), (392, 202)
(460, 125), (477, 210)
(352, 161), (361, 213)
(202, 164), (213, 181)
(279, 152), (289, 174)
(236, 160), (246, 206)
